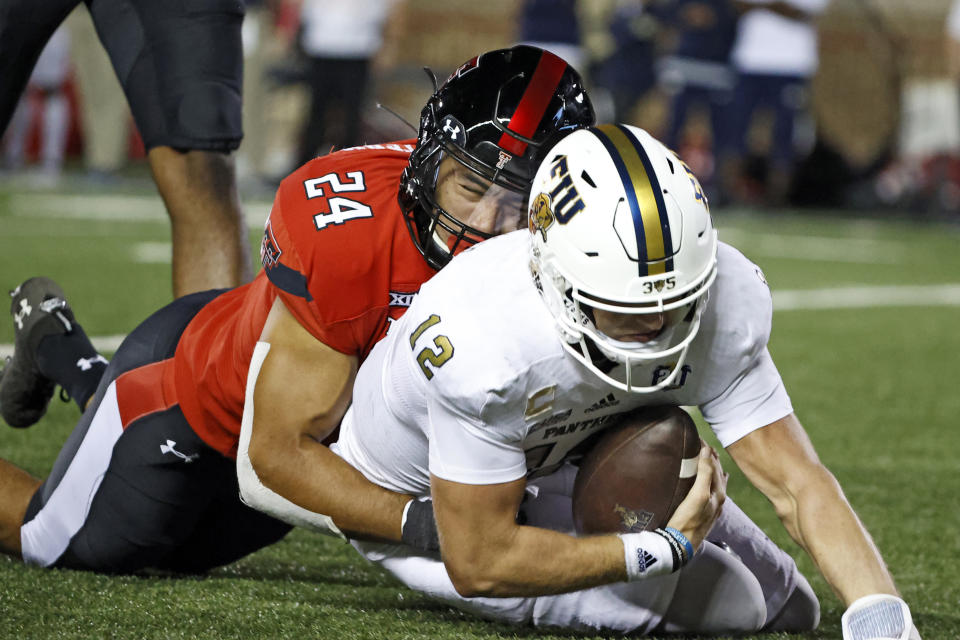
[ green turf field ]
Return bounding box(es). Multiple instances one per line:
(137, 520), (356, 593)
(0, 180), (957, 639)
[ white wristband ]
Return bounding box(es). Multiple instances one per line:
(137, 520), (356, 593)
(618, 531), (677, 581)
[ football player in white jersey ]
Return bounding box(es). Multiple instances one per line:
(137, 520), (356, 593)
(329, 125), (920, 638)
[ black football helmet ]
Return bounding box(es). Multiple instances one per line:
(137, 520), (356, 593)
(399, 45), (596, 270)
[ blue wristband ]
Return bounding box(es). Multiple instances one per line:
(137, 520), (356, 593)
(663, 527), (695, 565)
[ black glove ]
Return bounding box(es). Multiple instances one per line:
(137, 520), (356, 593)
(401, 498), (440, 552)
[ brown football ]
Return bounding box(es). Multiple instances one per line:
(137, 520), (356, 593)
(572, 405), (701, 535)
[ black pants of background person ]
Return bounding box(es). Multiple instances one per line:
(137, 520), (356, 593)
(0, 0), (244, 151)
(296, 57), (371, 167)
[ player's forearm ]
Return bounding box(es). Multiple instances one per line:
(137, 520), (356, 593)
(444, 524), (627, 598)
(252, 435), (409, 543)
(777, 466), (898, 605)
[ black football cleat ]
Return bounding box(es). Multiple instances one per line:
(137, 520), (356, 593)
(0, 277), (75, 428)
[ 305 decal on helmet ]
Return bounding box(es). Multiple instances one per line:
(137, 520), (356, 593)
(529, 124), (718, 393)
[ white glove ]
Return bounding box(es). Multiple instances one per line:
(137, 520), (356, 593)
(841, 594), (920, 640)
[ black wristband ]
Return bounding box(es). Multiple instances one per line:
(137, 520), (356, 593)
(653, 528), (682, 572)
(400, 498), (440, 552)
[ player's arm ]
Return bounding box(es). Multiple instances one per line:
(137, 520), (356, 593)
(237, 295), (410, 542)
(431, 445), (724, 598)
(727, 413), (920, 639)
(727, 412), (898, 602)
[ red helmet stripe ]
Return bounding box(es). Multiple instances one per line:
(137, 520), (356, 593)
(497, 50), (568, 156)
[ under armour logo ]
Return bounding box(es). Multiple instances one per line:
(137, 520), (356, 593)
(14, 299), (31, 330)
(76, 355), (108, 371)
(442, 122), (461, 138)
(160, 440), (199, 463)
(440, 116), (466, 146)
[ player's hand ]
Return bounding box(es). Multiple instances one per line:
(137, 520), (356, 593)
(401, 497), (440, 551)
(841, 594), (920, 640)
(665, 444), (727, 552)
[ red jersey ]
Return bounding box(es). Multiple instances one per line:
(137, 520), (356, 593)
(171, 141), (435, 458)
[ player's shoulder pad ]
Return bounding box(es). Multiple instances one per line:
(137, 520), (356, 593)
(263, 141), (416, 301)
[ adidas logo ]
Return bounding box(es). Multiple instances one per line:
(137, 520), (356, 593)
(635, 548), (658, 573)
(585, 393), (619, 413)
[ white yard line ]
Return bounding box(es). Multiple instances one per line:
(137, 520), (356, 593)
(2, 284), (959, 359)
(772, 284), (960, 311)
(718, 230), (904, 264)
(7, 193), (272, 226)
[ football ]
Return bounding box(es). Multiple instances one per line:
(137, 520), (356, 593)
(572, 405), (701, 535)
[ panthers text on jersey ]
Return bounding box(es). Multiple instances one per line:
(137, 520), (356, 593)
(171, 141), (436, 458)
(335, 230), (793, 494)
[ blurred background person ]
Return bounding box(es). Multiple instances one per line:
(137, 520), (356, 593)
(0, 0), (252, 298)
(238, 0), (292, 191)
(719, 0), (829, 207)
(583, 0), (667, 125)
(65, 6), (131, 185)
(1, 26), (72, 186)
(517, 0), (585, 71)
(948, 0), (960, 80)
(657, 0), (739, 200)
(293, 0), (404, 168)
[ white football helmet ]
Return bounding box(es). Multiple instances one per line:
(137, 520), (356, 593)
(528, 124), (718, 392)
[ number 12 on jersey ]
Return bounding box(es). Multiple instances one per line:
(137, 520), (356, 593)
(409, 314), (455, 380)
(303, 171), (373, 230)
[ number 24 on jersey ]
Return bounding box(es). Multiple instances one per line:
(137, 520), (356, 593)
(303, 171), (373, 230)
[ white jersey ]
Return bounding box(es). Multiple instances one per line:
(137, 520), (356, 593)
(730, 0), (828, 77)
(336, 231), (792, 496)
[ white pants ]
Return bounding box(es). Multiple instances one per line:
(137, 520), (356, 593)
(353, 464), (803, 635)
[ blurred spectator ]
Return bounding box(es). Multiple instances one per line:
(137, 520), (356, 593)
(294, 0), (401, 167)
(66, 6), (131, 183)
(517, 0), (585, 71)
(1, 26), (71, 186)
(720, 0), (828, 206)
(1, 0), (252, 297)
(948, 0), (960, 83)
(657, 0), (739, 190)
(238, 0), (280, 187)
(585, 1), (667, 124)
(869, 0), (960, 215)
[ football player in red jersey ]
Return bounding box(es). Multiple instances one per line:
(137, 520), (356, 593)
(0, 46), (595, 573)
